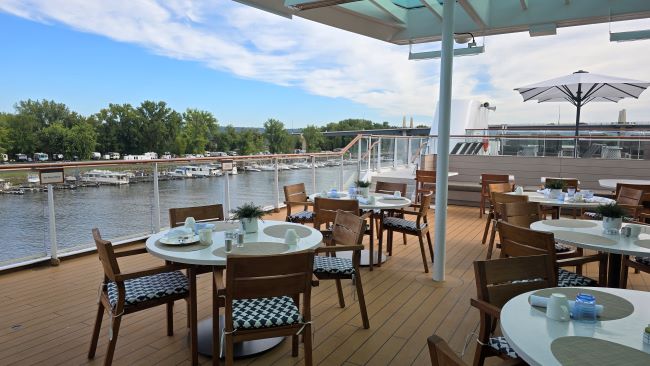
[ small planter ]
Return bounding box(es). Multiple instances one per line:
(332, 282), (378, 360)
(602, 216), (622, 235)
(549, 189), (563, 200)
(241, 218), (259, 233)
(359, 187), (370, 198)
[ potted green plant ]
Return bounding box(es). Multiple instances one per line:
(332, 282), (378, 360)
(595, 203), (626, 234)
(232, 202), (265, 233)
(544, 180), (566, 199)
(356, 179), (371, 198)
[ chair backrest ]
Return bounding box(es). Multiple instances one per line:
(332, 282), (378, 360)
(284, 182), (308, 203)
(416, 193), (433, 228)
(313, 197), (359, 229)
(169, 204), (224, 228)
(415, 170), (436, 202)
(225, 251), (314, 302)
(499, 201), (542, 228)
(497, 221), (557, 263)
(427, 334), (466, 366)
(331, 210), (366, 246)
(617, 186), (644, 206)
(488, 182), (513, 195)
(474, 254), (557, 309)
(545, 177), (579, 192)
(616, 183), (650, 205)
(92, 228), (120, 281)
(481, 174), (510, 196)
(490, 192), (528, 218)
(375, 181), (407, 196)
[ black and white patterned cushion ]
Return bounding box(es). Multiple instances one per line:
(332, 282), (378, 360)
(558, 268), (597, 287)
(488, 336), (518, 358)
(107, 270), (188, 307)
(287, 210), (314, 223)
(382, 217), (426, 232)
(554, 243), (573, 253)
(313, 256), (355, 276)
(634, 256), (650, 266)
(232, 296), (302, 330)
(583, 212), (635, 222)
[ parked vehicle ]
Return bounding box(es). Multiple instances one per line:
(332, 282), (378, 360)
(161, 152), (172, 159)
(52, 153), (64, 161)
(109, 152), (120, 160)
(33, 152), (49, 162)
(91, 152), (101, 160)
(16, 153), (28, 162)
(1, 154), (7, 163)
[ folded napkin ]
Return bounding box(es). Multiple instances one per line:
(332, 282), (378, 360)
(167, 227), (193, 239)
(585, 196), (615, 204)
(357, 197), (369, 205)
(529, 294), (604, 317)
(382, 195), (404, 200)
(537, 189), (549, 194)
(194, 223), (215, 232)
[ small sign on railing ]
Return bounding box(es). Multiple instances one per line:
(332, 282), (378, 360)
(38, 168), (64, 185)
(221, 159), (233, 171)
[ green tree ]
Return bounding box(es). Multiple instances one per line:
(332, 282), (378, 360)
(182, 109), (218, 154)
(217, 125), (239, 152)
(238, 129), (266, 155)
(0, 113), (11, 154)
(65, 121), (97, 159)
(301, 125), (324, 152)
(263, 119), (292, 154)
(15, 99), (83, 128)
(38, 122), (68, 156)
(7, 113), (39, 155)
(94, 104), (142, 154)
(137, 101), (181, 154)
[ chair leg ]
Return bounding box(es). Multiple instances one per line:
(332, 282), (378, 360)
(481, 212), (493, 244)
(355, 272), (370, 329)
(479, 196), (484, 218)
(425, 230), (434, 263)
(166, 302), (174, 336)
(335, 279), (346, 308)
(104, 313), (122, 366)
(620, 256), (630, 290)
(387, 230), (394, 256)
(303, 323), (313, 366)
(292, 334), (299, 357)
(377, 224), (383, 269)
(88, 302), (104, 359)
(225, 333), (235, 366)
(486, 220), (497, 260)
(212, 280), (221, 365)
(402, 232), (407, 246)
(574, 248), (584, 275)
(418, 234), (429, 273)
(188, 268), (198, 366)
(369, 216), (375, 271)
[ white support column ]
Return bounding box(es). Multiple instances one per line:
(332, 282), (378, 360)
(153, 163), (161, 232)
(376, 138), (382, 171)
(393, 138), (398, 168)
(339, 154), (344, 190)
(367, 136), (372, 173)
(311, 155), (317, 193)
(357, 138), (362, 177)
(274, 158), (280, 211)
(433, 0), (456, 282)
(407, 137), (412, 167)
(47, 184), (60, 265)
(224, 170), (231, 216)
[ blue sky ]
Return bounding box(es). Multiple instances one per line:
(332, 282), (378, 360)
(1, 0), (649, 128)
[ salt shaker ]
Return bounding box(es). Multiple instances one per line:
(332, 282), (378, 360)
(237, 231), (245, 247)
(225, 238), (233, 253)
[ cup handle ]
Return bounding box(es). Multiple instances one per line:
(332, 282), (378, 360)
(560, 305), (570, 321)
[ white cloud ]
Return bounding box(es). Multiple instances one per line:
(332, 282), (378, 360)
(0, 0), (649, 124)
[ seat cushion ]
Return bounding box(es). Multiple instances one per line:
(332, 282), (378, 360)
(554, 243), (573, 253)
(232, 296), (302, 330)
(583, 212), (634, 222)
(488, 336), (518, 359)
(287, 210), (314, 223)
(107, 270), (189, 307)
(313, 256), (355, 276)
(382, 217), (426, 232)
(558, 268), (597, 287)
(634, 256), (650, 266)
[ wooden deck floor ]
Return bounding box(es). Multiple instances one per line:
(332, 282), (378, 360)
(1, 205), (649, 366)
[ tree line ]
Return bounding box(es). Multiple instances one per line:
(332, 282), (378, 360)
(0, 99), (395, 160)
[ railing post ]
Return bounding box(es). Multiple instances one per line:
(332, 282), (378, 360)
(358, 138), (362, 176)
(224, 170), (231, 216)
(393, 138), (398, 168)
(311, 155), (317, 193)
(367, 136), (372, 173)
(153, 162), (161, 232)
(274, 158), (280, 212)
(47, 184), (60, 266)
(339, 154), (344, 190)
(376, 137), (382, 171)
(407, 137), (412, 167)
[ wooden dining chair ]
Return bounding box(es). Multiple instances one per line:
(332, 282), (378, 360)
(415, 170), (436, 204)
(169, 204), (225, 227)
(88, 229), (191, 366)
(374, 181), (408, 246)
(583, 186), (644, 221)
(428, 334), (525, 366)
(283, 183), (314, 224)
(616, 183), (650, 222)
(541, 178), (579, 218)
(212, 251), (315, 366)
(380, 192), (434, 273)
(313, 210), (370, 329)
(472, 255), (556, 366)
(483, 191), (527, 258)
(481, 183), (516, 246)
(479, 174), (510, 218)
(620, 222), (650, 287)
(497, 221), (606, 286)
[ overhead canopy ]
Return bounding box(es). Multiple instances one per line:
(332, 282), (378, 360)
(236, 0), (650, 45)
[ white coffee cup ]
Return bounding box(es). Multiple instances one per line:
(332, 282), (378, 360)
(546, 293), (570, 322)
(394, 191), (401, 198)
(284, 229), (299, 245)
(627, 224), (643, 238)
(199, 229), (212, 245)
(368, 196), (376, 205)
(515, 186), (524, 195)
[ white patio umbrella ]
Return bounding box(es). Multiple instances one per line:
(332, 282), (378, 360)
(515, 70), (650, 156)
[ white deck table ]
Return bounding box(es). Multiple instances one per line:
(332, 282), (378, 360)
(501, 287), (650, 366)
(146, 220), (323, 358)
(531, 219), (650, 287)
(599, 179), (650, 190)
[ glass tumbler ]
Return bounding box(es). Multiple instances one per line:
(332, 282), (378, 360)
(574, 293), (597, 322)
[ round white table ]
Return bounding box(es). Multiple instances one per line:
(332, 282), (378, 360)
(599, 179), (650, 190)
(308, 192), (412, 267)
(531, 219), (650, 287)
(146, 220), (323, 358)
(501, 287), (650, 366)
(508, 191), (612, 210)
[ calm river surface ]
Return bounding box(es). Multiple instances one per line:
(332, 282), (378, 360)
(0, 166), (357, 265)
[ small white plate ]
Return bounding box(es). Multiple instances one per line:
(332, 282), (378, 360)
(159, 234), (201, 246)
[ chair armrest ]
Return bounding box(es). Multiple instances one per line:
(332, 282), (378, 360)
(284, 201), (313, 207)
(470, 298), (501, 318)
(113, 247), (148, 258)
(116, 264), (186, 281)
(401, 209), (420, 216)
(311, 275), (320, 287)
(557, 253), (605, 267)
(315, 244), (364, 254)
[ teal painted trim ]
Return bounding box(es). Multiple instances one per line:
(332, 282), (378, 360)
(409, 45), (484, 60)
(610, 29), (650, 42)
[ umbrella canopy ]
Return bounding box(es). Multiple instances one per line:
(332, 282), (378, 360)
(515, 70), (650, 156)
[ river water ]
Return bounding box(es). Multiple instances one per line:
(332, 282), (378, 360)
(0, 166), (357, 265)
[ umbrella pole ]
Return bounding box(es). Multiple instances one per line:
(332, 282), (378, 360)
(574, 103), (581, 158)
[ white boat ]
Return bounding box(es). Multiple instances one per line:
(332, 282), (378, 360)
(170, 167), (193, 177)
(178, 165), (218, 177)
(243, 165), (261, 172)
(27, 174), (40, 184)
(81, 170), (129, 185)
(0, 178), (11, 190)
(230, 166), (238, 175)
(277, 163), (291, 170)
(259, 165), (275, 171)
(294, 161), (311, 169)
